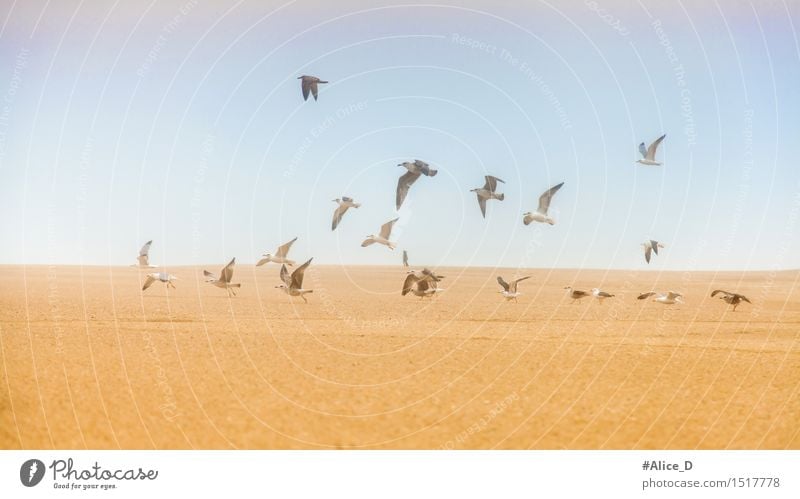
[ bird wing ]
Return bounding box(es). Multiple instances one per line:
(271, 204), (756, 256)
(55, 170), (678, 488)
(511, 276), (531, 292)
(142, 274), (156, 291)
(332, 205), (349, 230)
(203, 270), (217, 281)
(361, 239), (375, 247)
(139, 240), (152, 257)
(219, 258), (235, 283)
(276, 237), (297, 258)
(710, 289), (731, 298)
(484, 175), (504, 192)
(291, 258), (313, 289)
(637, 292), (656, 300)
(497, 276), (510, 292)
(598, 291), (614, 297)
(402, 250), (409, 267)
(666, 291), (682, 299)
(650, 240), (660, 255)
(310, 81), (319, 101)
(477, 193), (487, 218)
(644, 245), (652, 263)
(646, 134), (666, 160)
(537, 182), (564, 214)
(740, 295), (751, 303)
(402, 274), (420, 295)
(256, 257), (269, 266)
(342, 196), (353, 203)
(414, 159), (435, 176)
(379, 218), (398, 239)
(638, 142), (647, 158)
(300, 77), (311, 101)
(396, 170), (421, 209)
(280, 264), (292, 287)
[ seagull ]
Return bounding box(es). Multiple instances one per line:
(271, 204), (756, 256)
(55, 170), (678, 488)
(204, 258), (241, 296)
(564, 286), (590, 303)
(524, 182), (564, 225)
(497, 275), (530, 302)
(257, 237), (297, 266)
(142, 272), (177, 291)
(637, 291), (683, 305)
(362, 218), (399, 250)
(402, 250), (409, 267)
(332, 197), (361, 231)
(402, 268), (445, 298)
(591, 287), (615, 304)
(636, 134), (666, 166)
(298, 75), (328, 101)
(471, 176), (505, 218)
(396, 159), (437, 210)
(276, 258), (314, 303)
(642, 240), (665, 264)
(711, 290), (751, 311)
(133, 240), (156, 268)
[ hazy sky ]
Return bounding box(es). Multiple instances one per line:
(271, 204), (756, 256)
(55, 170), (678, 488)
(1, 0), (798, 270)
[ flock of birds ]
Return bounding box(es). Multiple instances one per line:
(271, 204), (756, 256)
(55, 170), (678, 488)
(133, 75), (752, 313)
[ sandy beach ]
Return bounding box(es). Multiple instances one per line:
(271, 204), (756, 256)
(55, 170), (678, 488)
(1, 264), (798, 449)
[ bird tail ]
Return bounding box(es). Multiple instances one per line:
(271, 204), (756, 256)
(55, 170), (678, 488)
(232, 283), (242, 288)
(496, 193), (505, 201)
(353, 203), (361, 208)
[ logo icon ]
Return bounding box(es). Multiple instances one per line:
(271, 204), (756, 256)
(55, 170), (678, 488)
(20, 459), (45, 487)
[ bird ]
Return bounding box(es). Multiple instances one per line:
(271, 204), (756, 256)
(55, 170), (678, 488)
(402, 268), (445, 298)
(402, 250), (409, 267)
(637, 291), (683, 305)
(133, 240), (156, 268)
(257, 237), (297, 266)
(497, 275), (530, 302)
(711, 290), (751, 311)
(642, 240), (665, 264)
(204, 258), (241, 296)
(332, 197), (360, 230)
(524, 182), (564, 225)
(471, 175), (505, 218)
(591, 287), (615, 304)
(564, 286), (590, 303)
(142, 272), (177, 291)
(636, 134), (666, 166)
(276, 258), (314, 303)
(297, 75), (327, 101)
(396, 159), (437, 210)
(362, 218), (399, 250)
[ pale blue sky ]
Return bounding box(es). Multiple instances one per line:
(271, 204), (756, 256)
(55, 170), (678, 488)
(1, 0), (798, 270)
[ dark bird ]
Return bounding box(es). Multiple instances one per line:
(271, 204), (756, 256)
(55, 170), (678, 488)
(711, 290), (751, 311)
(396, 160), (437, 210)
(471, 175), (505, 218)
(298, 75), (328, 101)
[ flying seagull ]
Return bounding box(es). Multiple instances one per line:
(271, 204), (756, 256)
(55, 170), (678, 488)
(396, 159), (437, 210)
(711, 290), (751, 311)
(332, 197), (361, 231)
(402, 250), (409, 267)
(142, 272), (177, 291)
(298, 75), (328, 101)
(133, 240), (156, 268)
(471, 175), (505, 218)
(642, 240), (665, 264)
(204, 258), (241, 296)
(497, 275), (530, 302)
(402, 268), (445, 298)
(591, 287), (615, 304)
(362, 218), (399, 250)
(637, 291), (683, 305)
(276, 258), (314, 303)
(257, 237), (297, 266)
(636, 134), (666, 166)
(564, 286), (590, 303)
(524, 182), (564, 225)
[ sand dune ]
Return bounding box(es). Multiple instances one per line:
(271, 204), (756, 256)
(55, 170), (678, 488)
(1, 265), (798, 449)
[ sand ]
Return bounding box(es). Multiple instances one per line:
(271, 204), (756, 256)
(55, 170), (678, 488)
(1, 264), (798, 449)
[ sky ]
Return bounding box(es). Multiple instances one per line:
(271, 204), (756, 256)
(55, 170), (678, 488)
(0, 0), (798, 271)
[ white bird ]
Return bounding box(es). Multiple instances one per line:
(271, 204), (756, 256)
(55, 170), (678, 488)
(637, 291), (683, 305)
(298, 75), (328, 101)
(133, 240), (156, 268)
(276, 258), (314, 303)
(711, 290), (751, 312)
(257, 237), (297, 266)
(402, 250), (409, 267)
(591, 287), (615, 304)
(642, 240), (665, 264)
(524, 182), (564, 225)
(396, 160), (437, 210)
(362, 218), (399, 250)
(564, 286), (591, 303)
(402, 268), (445, 298)
(471, 175), (505, 218)
(636, 134), (666, 166)
(497, 275), (530, 302)
(204, 258), (241, 296)
(142, 272), (177, 291)
(332, 197), (361, 230)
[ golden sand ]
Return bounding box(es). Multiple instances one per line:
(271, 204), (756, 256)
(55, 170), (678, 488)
(1, 265), (798, 449)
